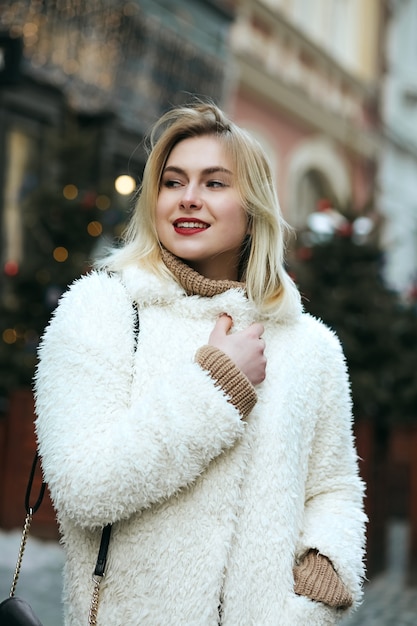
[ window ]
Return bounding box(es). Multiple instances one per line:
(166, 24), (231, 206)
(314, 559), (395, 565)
(2, 116), (44, 272)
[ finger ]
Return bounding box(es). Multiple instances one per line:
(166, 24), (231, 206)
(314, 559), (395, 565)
(214, 313), (233, 336)
(246, 322), (264, 339)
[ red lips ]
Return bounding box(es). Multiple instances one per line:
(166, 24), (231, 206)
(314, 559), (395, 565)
(173, 218), (210, 235)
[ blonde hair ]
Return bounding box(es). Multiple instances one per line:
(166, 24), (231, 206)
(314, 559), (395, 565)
(99, 102), (301, 317)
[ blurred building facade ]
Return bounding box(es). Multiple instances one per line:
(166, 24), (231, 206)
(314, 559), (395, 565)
(377, 0), (417, 302)
(2, 0), (413, 306)
(0, 0), (233, 393)
(226, 0), (382, 230)
(0, 0), (233, 277)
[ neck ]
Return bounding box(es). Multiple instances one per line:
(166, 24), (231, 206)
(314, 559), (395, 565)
(187, 259), (239, 282)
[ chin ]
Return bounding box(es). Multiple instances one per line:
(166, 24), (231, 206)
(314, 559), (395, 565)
(167, 243), (209, 261)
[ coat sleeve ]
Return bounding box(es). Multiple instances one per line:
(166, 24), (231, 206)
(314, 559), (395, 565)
(34, 272), (245, 529)
(295, 326), (367, 608)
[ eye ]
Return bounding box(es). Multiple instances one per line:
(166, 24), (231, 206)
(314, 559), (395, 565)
(207, 180), (227, 188)
(162, 179), (182, 188)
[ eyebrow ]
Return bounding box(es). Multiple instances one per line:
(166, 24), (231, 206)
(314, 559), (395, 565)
(162, 165), (233, 176)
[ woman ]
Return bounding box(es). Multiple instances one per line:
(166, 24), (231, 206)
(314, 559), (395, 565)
(34, 102), (366, 625)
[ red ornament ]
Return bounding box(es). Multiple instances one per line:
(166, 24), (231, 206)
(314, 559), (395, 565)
(4, 260), (19, 276)
(317, 198), (332, 212)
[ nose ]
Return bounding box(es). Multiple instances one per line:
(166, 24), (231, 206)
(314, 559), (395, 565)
(180, 183), (203, 211)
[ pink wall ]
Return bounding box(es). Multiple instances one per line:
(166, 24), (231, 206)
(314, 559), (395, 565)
(228, 87), (374, 216)
(228, 88), (308, 216)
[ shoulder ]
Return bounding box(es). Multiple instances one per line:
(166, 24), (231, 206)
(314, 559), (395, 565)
(60, 270), (126, 301)
(55, 271), (129, 313)
(296, 314), (349, 379)
(42, 271), (133, 341)
(297, 313), (341, 345)
(270, 312), (345, 362)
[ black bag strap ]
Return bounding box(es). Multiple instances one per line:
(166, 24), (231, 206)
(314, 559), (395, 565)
(88, 297), (140, 625)
(9, 451), (45, 598)
(25, 452), (46, 515)
(93, 524), (112, 577)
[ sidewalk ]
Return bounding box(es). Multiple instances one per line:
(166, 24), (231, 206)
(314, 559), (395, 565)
(1, 520), (417, 625)
(340, 520), (417, 626)
(0, 527), (64, 625)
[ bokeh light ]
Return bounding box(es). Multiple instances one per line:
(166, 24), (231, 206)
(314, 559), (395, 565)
(53, 246), (69, 262)
(114, 175), (136, 195)
(87, 221), (103, 237)
(2, 329), (17, 344)
(63, 184), (78, 200)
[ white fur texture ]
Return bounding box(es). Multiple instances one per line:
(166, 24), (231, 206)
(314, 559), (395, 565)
(34, 266), (366, 625)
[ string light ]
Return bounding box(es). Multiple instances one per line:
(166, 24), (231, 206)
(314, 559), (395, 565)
(63, 184), (78, 200)
(87, 220), (102, 236)
(115, 174), (136, 195)
(53, 246), (69, 262)
(2, 329), (17, 344)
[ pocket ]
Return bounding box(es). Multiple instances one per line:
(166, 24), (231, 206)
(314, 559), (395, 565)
(282, 591), (339, 626)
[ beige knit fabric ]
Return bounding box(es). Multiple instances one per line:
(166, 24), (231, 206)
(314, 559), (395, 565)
(161, 248), (256, 419)
(160, 247), (244, 297)
(195, 346), (257, 419)
(293, 549), (353, 609)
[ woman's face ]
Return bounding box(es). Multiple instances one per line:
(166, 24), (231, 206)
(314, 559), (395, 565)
(155, 135), (248, 281)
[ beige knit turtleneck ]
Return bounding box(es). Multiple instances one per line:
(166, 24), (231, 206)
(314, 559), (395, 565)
(160, 247), (245, 297)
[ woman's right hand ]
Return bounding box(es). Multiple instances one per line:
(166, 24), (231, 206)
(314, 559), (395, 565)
(208, 314), (267, 385)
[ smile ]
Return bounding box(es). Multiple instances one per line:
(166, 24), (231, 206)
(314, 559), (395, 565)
(173, 220), (210, 235)
(173, 220), (210, 229)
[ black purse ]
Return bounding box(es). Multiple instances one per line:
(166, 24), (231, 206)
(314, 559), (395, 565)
(0, 596), (43, 626)
(0, 453), (45, 626)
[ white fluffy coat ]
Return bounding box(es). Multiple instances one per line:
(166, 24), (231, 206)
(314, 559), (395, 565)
(34, 265), (366, 625)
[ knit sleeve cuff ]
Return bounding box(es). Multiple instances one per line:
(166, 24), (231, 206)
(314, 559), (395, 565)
(293, 549), (353, 609)
(195, 345), (257, 419)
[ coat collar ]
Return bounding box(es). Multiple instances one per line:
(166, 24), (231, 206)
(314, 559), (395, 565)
(120, 261), (254, 327)
(120, 255), (300, 326)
